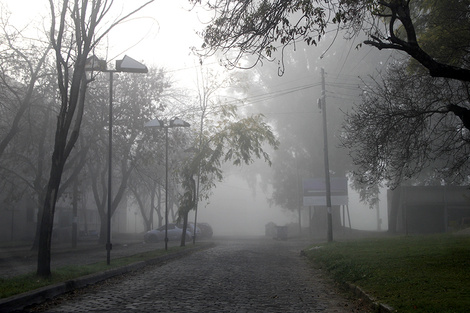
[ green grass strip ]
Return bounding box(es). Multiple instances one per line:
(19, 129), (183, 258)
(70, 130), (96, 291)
(0, 245), (191, 299)
(304, 234), (470, 313)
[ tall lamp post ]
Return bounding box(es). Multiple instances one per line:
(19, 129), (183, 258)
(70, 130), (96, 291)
(86, 55), (148, 265)
(144, 117), (190, 250)
(319, 67), (333, 242)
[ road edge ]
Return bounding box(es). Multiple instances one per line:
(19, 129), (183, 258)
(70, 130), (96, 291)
(0, 242), (215, 312)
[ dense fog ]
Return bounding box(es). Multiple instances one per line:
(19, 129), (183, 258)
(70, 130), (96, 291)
(1, 0), (396, 245)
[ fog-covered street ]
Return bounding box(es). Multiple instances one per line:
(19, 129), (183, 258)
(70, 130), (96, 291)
(1, 1), (469, 312)
(25, 237), (370, 312)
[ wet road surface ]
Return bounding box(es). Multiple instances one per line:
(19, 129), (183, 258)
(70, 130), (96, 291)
(26, 237), (370, 312)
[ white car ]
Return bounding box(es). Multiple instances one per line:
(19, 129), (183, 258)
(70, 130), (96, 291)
(144, 224), (192, 243)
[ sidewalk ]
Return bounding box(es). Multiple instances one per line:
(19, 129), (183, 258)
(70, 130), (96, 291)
(0, 238), (215, 312)
(0, 229), (391, 278)
(0, 234), (194, 279)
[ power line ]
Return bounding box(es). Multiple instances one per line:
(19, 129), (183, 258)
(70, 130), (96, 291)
(170, 71), (371, 119)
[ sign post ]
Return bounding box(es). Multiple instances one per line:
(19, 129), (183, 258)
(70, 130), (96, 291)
(302, 178), (348, 207)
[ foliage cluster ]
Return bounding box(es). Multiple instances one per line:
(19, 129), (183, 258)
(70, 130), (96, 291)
(0, 0), (279, 276)
(191, 0), (470, 205)
(177, 71), (279, 240)
(342, 0), (470, 200)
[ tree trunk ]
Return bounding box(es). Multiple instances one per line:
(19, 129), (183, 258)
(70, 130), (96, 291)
(156, 184), (163, 227)
(99, 216), (107, 245)
(37, 157), (65, 277)
(72, 178), (78, 248)
(180, 212), (189, 247)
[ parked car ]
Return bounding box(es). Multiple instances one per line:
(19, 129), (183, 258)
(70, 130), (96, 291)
(184, 222), (202, 238)
(144, 224), (192, 243)
(197, 222), (213, 239)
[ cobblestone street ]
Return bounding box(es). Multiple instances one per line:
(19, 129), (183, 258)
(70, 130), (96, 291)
(25, 237), (370, 312)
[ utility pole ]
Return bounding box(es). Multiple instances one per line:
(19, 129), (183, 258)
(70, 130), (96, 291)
(320, 68), (333, 242)
(296, 154), (302, 236)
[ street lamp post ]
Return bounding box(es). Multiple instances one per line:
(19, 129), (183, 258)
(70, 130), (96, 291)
(86, 55), (148, 265)
(319, 67), (333, 242)
(144, 117), (190, 250)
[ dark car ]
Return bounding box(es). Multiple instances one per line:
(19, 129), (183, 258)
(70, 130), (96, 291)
(180, 222), (201, 238)
(144, 224), (192, 243)
(197, 222), (213, 239)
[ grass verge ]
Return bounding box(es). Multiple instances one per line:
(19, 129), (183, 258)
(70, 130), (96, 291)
(0, 245), (192, 299)
(303, 233), (470, 313)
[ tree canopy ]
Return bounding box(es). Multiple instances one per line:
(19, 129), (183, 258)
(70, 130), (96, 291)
(36, 0), (154, 277)
(341, 0), (470, 200)
(191, 0), (470, 81)
(343, 62), (469, 191)
(190, 0), (470, 202)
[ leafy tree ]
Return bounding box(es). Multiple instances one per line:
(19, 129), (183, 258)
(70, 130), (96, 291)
(342, 61), (469, 197)
(128, 167), (163, 231)
(0, 6), (53, 216)
(191, 0), (470, 209)
(227, 33), (389, 233)
(178, 110), (279, 245)
(191, 0), (470, 131)
(37, 0), (154, 278)
(83, 67), (170, 243)
(0, 9), (78, 247)
(175, 67), (279, 246)
(341, 0), (470, 201)
(176, 67), (239, 246)
(405, 0), (470, 70)
(0, 21), (51, 158)
(191, 0), (470, 81)
(127, 130), (166, 233)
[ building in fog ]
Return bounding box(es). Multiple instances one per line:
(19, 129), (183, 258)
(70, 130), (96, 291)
(387, 186), (470, 234)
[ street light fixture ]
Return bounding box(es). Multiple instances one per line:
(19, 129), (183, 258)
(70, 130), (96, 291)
(86, 55), (148, 265)
(144, 117), (190, 250)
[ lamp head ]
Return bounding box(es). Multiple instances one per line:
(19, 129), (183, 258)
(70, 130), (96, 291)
(85, 56), (107, 72)
(144, 118), (164, 128)
(169, 118), (190, 128)
(116, 55), (148, 73)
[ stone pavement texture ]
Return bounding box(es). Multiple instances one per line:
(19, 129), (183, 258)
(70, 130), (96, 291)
(0, 237), (179, 279)
(14, 236), (372, 313)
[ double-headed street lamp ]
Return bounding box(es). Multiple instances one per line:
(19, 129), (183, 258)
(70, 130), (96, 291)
(86, 55), (148, 265)
(144, 117), (190, 250)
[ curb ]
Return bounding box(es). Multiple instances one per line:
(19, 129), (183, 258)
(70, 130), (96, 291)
(346, 283), (396, 313)
(0, 242), (215, 312)
(300, 249), (395, 313)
